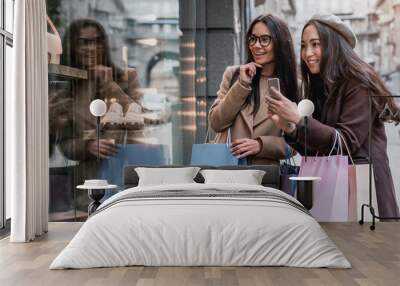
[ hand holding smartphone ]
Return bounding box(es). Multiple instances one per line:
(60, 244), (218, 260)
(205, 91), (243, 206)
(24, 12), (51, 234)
(267, 78), (280, 99)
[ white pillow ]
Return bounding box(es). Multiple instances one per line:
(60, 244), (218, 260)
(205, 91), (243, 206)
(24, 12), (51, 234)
(135, 167), (200, 186)
(200, 169), (266, 185)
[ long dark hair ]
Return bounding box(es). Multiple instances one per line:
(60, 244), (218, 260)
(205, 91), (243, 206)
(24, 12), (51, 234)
(61, 18), (124, 82)
(245, 14), (299, 114)
(301, 20), (399, 119)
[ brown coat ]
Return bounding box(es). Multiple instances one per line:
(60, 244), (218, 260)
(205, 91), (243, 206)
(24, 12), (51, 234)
(57, 68), (142, 161)
(53, 68), (142, 182)
(289, 79), (399, 217)
(209, 66), (286, 165)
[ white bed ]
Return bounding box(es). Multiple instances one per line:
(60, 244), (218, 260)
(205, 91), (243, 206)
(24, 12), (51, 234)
(50, 183), (350, 269)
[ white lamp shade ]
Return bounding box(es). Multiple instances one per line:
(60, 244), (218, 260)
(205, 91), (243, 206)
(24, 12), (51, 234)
(89, 99), (107, 117)
(298, 99), (315, 117)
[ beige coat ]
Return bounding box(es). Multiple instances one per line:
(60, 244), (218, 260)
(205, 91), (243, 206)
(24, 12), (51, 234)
(209, 66), (286, 165)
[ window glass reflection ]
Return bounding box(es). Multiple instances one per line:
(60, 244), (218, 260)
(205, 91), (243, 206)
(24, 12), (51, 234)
(48, 0), (192, 221)
(5, 0), (14, 33)
(0, 2), (2, 27)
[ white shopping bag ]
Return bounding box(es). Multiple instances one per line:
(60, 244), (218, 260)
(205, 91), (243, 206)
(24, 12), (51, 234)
(355, 164), (378, 222)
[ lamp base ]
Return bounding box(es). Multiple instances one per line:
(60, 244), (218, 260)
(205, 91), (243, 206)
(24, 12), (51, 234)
(88, 189), (105, 215)
(296, 180), (313, 210)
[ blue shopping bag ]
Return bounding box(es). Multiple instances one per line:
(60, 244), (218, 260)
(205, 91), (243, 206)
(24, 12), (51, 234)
(101, 144), (170, 188)
(190, 144), (247, 165)
(280, 145), (299, 196)
(190, 129), (247, 166)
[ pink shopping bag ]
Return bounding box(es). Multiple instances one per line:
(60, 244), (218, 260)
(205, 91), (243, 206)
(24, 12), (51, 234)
(299, 155), (349, 222)
(348, 165), (357, 221)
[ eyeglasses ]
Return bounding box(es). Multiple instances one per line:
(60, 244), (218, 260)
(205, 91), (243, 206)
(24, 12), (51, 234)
(77, 37), (105, 48)
(247, 34), (272, 47)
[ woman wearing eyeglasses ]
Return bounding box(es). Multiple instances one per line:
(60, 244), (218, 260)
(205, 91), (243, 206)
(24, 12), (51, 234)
(48, 19), (144, 213)
(51, 19), (143, 163)
(208, 14), (299, 165)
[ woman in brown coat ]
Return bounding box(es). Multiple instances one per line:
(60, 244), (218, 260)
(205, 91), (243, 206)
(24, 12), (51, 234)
(209, 14), (299, 165)
(49, 19), (143, 211)
(266, 14), (400, 217)
(54, 19), (142, 163)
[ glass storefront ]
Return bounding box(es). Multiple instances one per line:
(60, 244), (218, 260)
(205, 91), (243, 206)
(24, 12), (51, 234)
(1, 0), (15, 229)
(5, 0), (13, 33)
(47, 0), (204, 220)
(47, 0), (400, 221)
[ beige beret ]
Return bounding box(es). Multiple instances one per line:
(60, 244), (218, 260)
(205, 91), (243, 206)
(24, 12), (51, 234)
(310, 14), (357, 49)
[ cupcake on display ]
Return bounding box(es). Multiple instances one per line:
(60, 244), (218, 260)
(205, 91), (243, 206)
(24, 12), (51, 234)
(124, 102), (145, 130)
(101, 102), (125, 130)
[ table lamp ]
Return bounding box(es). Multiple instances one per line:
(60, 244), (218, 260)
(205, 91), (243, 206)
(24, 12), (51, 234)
(89, 99), (107, 161)
(297, 99), (314, 162)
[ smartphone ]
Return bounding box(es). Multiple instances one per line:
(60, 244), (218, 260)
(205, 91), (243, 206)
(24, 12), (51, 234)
(267, 78), (280, 99)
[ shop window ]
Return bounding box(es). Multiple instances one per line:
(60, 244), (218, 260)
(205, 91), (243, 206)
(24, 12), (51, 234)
(47, 0), (197, 221)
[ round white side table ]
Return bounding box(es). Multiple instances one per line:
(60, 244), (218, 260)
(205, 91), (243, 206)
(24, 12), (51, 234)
(76, 184), (117, 216)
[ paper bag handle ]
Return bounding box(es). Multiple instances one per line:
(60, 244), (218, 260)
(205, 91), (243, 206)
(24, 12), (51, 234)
(205, 127), (232, 146)
(336, 131), (355, 165)
(326, 130), (355, 165)
(327, 130), (342, 156)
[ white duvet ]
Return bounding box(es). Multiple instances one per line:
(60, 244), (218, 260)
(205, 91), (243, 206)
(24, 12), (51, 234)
(50, 183), (350, 269)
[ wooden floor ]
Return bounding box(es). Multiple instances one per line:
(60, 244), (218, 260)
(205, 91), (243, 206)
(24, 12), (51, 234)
(0, 222), (399, 286)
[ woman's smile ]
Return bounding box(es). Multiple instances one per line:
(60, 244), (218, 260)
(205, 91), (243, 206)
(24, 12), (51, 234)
(249, 22), (275, 66)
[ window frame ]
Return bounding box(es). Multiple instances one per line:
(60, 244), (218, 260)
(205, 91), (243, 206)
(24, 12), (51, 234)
(0, 0), (13, 231)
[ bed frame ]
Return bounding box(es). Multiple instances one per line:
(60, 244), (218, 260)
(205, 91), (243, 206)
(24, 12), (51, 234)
(123, 165), (280, 189)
